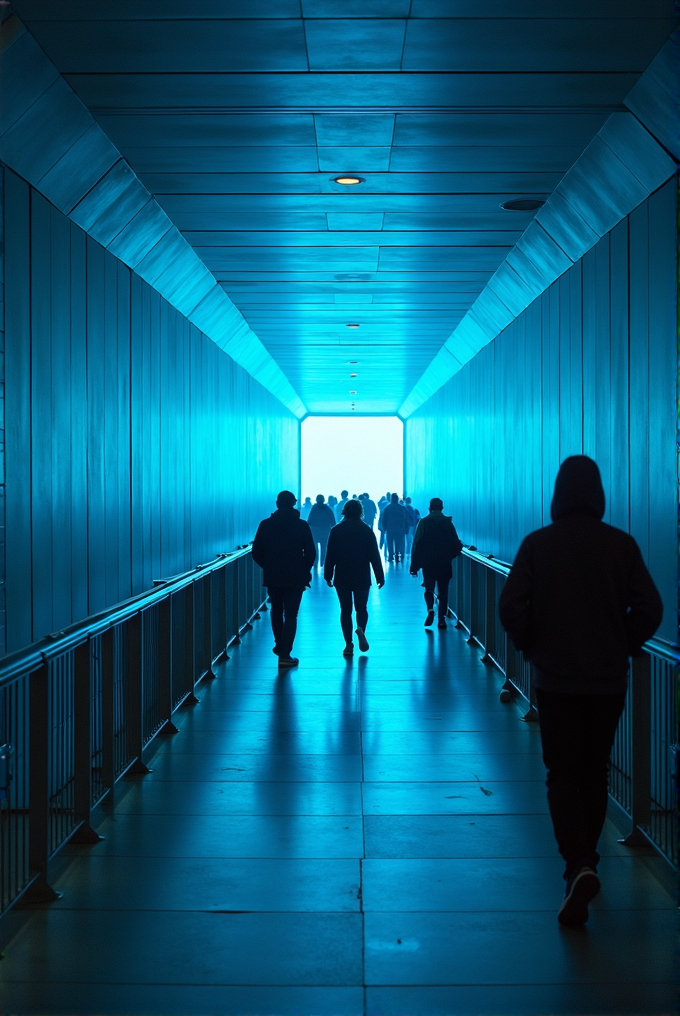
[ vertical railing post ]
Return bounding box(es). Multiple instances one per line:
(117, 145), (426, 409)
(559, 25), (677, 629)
(127, 613), (151, 775)
(467, 559), (479, 645)
(217, 563), (230, 660)
(203, 574), (216, 679)
(621, 652), (652, 846)
(100, 627), (115, 803)
(482, 568), (496, 663)
(25, 662), (62, 901)
(184, 583), (199, 704)
(158, 596), (178, 734)
(71, 639), (103, 843)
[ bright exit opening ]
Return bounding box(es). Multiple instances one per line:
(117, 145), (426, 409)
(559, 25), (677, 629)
(301, 416), (404, 505)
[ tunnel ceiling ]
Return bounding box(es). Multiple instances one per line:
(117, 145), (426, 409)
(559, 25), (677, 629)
(13, 0), (675, 416)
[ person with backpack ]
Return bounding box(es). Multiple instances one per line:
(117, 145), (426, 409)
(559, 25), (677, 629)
(410, 497), (463, 628)
(324, 498), (384, 656)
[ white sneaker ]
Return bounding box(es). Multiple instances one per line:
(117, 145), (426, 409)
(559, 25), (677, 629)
(558, 867), (600, 925)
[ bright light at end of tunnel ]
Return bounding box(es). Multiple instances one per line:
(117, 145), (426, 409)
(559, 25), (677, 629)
(301, 416), (404, 504)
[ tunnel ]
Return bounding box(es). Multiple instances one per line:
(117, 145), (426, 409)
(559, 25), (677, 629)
(0, 3), (677, 1014)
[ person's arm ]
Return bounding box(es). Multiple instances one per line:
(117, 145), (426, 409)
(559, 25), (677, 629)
(410, 519), (424, 573)
(251, 521), (266, 569)
(368, 531), (385, 587)
(301, 520), (316, 580)
(324, 527), (337, 584)
(498, 538), (534, 651)
(625, 542), (663, 655)
(450, 521), (463, 559)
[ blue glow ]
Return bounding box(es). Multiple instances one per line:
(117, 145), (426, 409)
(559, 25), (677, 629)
(301, 416), (403, 503)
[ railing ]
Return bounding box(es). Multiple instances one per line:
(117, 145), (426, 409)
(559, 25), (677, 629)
(449, 548), (679, 868)
(0, 546), (265, 917)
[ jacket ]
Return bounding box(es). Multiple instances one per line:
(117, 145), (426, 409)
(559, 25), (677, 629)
(411, 510), (463, 576)
(324, 519), (385, 589)
(308, 503), (336, 532)
(362, 498), (377, 525)
(498, 456), (663, 694)
(251, 507), (316, 589)
(381, 501), (409, 534)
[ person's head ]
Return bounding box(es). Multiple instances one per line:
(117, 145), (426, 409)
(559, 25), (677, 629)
(316, 494), (325, 504)
(390, 492), (399, 503)
(358, 493), (365, 500)
(363, 492), (369, 499)
(386, 491), (391, 497)
(352, 494), (358, 499)
(276, 490), (297, 509)
(405, 497), (412, 504)
(342, 498), (363, 521)
(551, 456), (605, 522)
(304, 496), (311, 504)
(341, 490), (348, 499)
(429, 497), (444, 512)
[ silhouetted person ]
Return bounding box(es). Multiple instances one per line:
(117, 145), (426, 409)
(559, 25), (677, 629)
(404, 496), (417, 553)
(377, 492), (390, 549)
(410, 497), (463, 628)
(328, 495), (338, 513)
(381, 492), (408, 562)
(335, 489), (349, 522)
(252, 490), (316, 668)
(300, 496), (312, 521)
(361, 493), (377, 529)
(324, 498), (385, 656)
(498, 456), (662, 926)
(307, 494), (335, 566)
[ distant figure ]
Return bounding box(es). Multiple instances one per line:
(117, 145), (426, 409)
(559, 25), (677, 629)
(328, 495), (338, 513)
(252, 490), (316, 668)
(381, 493), (409, 562)
(404, 496), (417, 553)
(335, 490), (350, 522)
(300, 496), (312, 521)
(410, 497), (463, 628)
(498, 456), (663, 926)
(377, 492), (390, 550)
(324, 498), (385, 656)
(361, 493), (377, 529)
(307, 494), (335, 566)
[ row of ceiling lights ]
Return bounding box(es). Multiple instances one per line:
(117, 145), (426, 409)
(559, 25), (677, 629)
(333, 176), (544, 212)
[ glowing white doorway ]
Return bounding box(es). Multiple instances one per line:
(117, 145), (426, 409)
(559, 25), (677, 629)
(301, 416), (403, 504)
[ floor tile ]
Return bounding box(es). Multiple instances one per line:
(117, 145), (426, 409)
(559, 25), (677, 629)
(362, 780), (549, 815)
(148, 752), (364, 782)
(362, 752), (545, 782)
(113, 779), (363, 815)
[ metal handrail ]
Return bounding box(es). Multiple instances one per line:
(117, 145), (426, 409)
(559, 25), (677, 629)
(459, 546), (680, 667)
(0, 545), (253, 686)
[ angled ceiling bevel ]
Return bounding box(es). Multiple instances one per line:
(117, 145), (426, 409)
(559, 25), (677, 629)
(0, 14), (306, 419)
(7, 1), (678, 417)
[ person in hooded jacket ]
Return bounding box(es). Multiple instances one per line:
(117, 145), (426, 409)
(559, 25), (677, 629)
(324, 498), (385, 656)
(252, 490), (316, 668)
(410, 497), (463, 628)
(498, 456), (662, 927)
(307, 494), (336, 566)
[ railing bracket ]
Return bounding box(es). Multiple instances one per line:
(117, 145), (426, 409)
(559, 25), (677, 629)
(70, 822), (104, 845)
(127, 759), (152, 776)
(521, 706), (539, 723)
(21, 878), (63, 905)
(159, 720), (180, 736)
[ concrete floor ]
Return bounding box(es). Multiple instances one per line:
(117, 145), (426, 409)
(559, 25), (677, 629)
(0, 561), (675, 1015)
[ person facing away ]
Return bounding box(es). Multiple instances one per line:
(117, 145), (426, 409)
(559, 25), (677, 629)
(251, 490), (317, 668)
(335, 490), (349, 522)
(498, 455), (662, 927)
(361, 493), (377, 529)
(324, 497), (385, 656)
(381, 492), (409, 562)
(300, 496), (312, 521)
(403, 496), (417, 553)
(307, 494), (335, 566)
(410, 497), (463, 629)
(328, 494), (338, 513)
(377, 492), (390, 549)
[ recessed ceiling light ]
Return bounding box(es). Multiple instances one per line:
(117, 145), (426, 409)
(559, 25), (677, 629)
(346, 323), (360, 329)
(334, 176), (364, 186)
(349, 390), (357, 395)
(500, 198), (545, 211)
(350, 373), (358, 377)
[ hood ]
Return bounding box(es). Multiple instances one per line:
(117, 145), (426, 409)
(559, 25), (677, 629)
(550, 456), (605, 522)
(271, 507), (301, 522)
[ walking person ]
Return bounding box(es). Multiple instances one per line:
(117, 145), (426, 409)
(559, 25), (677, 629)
(307, 494), (335, 566)
(335, 490), (350, 522)
(410, 497), (463, 628)
(404, 496), (417, 554)
(498, 456), (662, 926)
(381, 492), (409, 562)
(252, 490), (316, 668)
(300, 496), (312, 521)
(324, 498), (385, 656)
(361, 493), (377, 530)
(377, 493), (389, 550)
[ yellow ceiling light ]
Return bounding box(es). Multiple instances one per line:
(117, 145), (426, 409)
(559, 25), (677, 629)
(334, 176), (364, 186)
(346, 323), (360, 329)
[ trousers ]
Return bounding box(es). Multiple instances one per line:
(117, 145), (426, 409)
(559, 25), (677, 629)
(386, 531), (405, 561)
(267, 586), (304, 656)
(422, 569), (451, 617)
(335, 586), (370, 644)
(310, 529), (330, 566)
(534, 686), (626, 877)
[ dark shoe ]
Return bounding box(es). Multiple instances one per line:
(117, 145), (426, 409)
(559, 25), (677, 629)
(437, 617), (447, 629)
(272, 646), (280, 656)
(355, 628), (369, 652)
(558, 867), (600, 926)
(343, 643), (354, 657)
(424, 610), (435, 627)
(278, 655), (299, 668)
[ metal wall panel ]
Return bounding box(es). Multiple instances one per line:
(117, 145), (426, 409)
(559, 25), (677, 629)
(405, 180), (677, 642)
(3, 167), (298, 654)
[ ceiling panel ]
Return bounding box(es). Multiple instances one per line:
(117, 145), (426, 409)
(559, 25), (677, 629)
(12, 0), (673, 414)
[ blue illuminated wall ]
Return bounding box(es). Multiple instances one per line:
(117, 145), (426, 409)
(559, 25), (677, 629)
(3, 167), (299, 654)
(405, 178), (677, 642)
